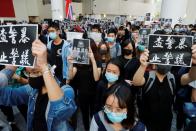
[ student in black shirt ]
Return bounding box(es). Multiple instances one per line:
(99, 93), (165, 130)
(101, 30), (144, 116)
(49, 40), (64, 81)
(47, 23), (69, 85)
(68, 39), (101, 131)
(94, 59), (124, 112)
(115, 39), (140, 85)
(97, 42), (111, 75)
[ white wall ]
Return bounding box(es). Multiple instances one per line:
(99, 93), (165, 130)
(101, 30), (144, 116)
(2, 0), (196, 24)
(1, 0), (82, 22)
(12, 0), (29, 21)
(120, 1), (156, 16)
(93, 0), (156, 16)
(37, 0), (52, 20)
(185, 0), (196, 24)
(93, 0), (120, 15)
(72, 2), (83, 16)
(83, 0), (92, 15)
(26, 0), (39, 16)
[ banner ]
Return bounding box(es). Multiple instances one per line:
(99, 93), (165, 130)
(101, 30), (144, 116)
(148, 34), (193, 67)
(0, 25), (38, 67)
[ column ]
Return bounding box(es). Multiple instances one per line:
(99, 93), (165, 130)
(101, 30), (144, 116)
(160, 0), (187, 26)
(51, 0), (64, 21)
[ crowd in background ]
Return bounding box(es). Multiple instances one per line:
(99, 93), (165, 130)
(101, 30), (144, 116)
(0, 19), (196, 131)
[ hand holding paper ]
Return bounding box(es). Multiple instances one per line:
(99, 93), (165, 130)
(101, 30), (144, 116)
(140, 49), (149, 67)
(192, 44), (196, 64)
(67, 55), (74, 64)
(32, 40), (47, 70)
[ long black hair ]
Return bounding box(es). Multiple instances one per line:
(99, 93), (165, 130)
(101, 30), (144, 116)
(102, 58), (124, 83)
(103, 82), (136, 129)
(121, 39), (136, 57)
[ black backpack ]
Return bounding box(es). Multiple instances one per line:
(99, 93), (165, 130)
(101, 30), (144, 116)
(137, 71), (176, 118)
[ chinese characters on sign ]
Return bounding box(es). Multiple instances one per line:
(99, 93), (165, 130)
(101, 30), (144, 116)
(148, 34), (193, 67)
(0, 25), (37, 67)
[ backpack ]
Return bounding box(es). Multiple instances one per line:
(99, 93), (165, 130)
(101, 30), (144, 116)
(115, 42), (120, 57)
(183, 102), (196, 127)
(144, 71), (176, 95)
(137, 71), (176, 118)
(94, 113), (146, 131)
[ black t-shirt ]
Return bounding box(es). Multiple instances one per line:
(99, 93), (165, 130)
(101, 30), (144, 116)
(115, 56), (140, 80)
(49, 40), (64, 82)
(73, 61), (102, 95)
(94, 80), (109, 112)
(142, 72), (180, 130)
(33, 93), (49, 131)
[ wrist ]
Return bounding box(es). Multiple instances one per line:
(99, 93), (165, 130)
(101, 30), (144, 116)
(91, 58), (96, 63)
(140, 63), (147, 68)
(41, 64), (50, 74)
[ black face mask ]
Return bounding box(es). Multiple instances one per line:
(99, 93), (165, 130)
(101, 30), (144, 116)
(123, 49), (132, 56)
(100, 49), (107, 55)
(29, 76), (45, 90)
(156, 65), (171, 75)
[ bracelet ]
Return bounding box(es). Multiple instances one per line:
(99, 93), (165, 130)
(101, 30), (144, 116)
(42, 65), (50, 75)
(43, 70), (50, 75)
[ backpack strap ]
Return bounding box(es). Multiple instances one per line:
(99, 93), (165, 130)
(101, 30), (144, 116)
(124, 59), (132, 69)
(115, 43), (120, 57)
(144, 71), (176, 95)
(166, 72), (176, 95)
(94, 113), (107, 131)
(144, 71), (156, 94)
(130, 121), (146, 131)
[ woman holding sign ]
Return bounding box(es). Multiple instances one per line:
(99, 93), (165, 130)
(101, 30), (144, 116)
(132, 44), (196, 131)
(68, 39), (102, 130)
(0, 40), (77, 131)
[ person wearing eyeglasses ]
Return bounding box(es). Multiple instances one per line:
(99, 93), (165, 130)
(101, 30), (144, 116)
(90, 83), (146, 131)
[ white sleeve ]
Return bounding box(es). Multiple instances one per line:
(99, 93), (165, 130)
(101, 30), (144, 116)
(90, 116), (99, 131)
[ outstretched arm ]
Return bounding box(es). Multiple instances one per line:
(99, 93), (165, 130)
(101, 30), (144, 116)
(181, 44), (196, 85)
(133, 49), (149, 86)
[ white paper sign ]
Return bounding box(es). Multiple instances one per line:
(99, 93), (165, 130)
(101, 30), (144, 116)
(66, 32), (83, 42)
(88, 32), (102, 43)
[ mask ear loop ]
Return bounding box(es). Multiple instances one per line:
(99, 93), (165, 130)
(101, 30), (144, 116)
(113, 86), (121, 94)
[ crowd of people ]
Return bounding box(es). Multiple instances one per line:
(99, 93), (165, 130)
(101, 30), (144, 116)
(0, 20), (196, 131)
